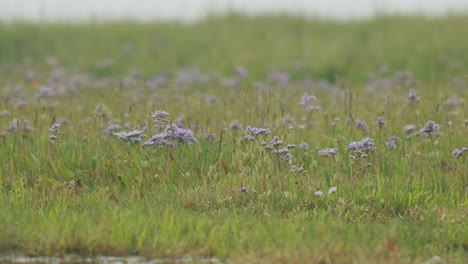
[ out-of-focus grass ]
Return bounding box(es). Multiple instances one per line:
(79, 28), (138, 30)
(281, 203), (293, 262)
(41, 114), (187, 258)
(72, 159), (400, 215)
(1, 15), (468, 81)
(0, 14), (467, 263)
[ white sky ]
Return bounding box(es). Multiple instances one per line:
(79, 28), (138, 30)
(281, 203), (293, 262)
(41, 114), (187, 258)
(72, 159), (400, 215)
(0, 0), (467, 22)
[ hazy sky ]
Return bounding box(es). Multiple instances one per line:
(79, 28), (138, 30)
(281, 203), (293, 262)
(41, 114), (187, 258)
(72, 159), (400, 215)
(1, 0), (467, 22)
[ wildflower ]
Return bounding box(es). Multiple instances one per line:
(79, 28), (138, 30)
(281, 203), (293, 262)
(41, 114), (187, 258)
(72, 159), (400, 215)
(385, 140), (397, 149)
(228, 120), (243, 131)
(115, 130), (146, 144)
(142, 124), (198, 147)
(299, 93), (316, 107)
(451, 147), (467, 159)
(347, 137), (377, 153)
(420, 120), (439, 134)
(246, 126), (271, 136)
(176, 117), (185, 128)
(376, 117), (386, 127)
(286, 144), (296, 149)
(239, 187), (248, 192)
(299, 142), (310, 150)
(103, 120), (120, 135)
(315, 190), (324, 197)
(385, 136), (401, 149)
(151, 110), (171, 125)
(318, 148), (339, 157)
(269, 136), (283, 147)
(291, 165), (305, 173)
(405, 90), (421, 105)
(49, 135), (57, 140)
(355, 120), (368, 132)
(328, 187), (337, 194)
(405, 124), (416, 133)
(49, 123), (60, 133)
(306, 106), (322, 113)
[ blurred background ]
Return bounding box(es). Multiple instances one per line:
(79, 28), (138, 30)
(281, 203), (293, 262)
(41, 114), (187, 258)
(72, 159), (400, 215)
(1, 0), (468, 22)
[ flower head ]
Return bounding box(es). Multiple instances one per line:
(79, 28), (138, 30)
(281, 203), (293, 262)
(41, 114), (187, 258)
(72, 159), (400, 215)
(318, 148), (339, 157)
(420, 120), (439, 134)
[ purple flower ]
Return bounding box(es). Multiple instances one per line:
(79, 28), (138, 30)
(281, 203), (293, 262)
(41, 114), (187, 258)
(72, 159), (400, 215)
(355, 120), (368, 132)
(405, 90), (421, 105)
(385, 140), (397, 149)
(246, 126), (271, 136)
(306, 106), (322, 113)
(347, 137), (377, 153)
(328, 187), (337, 194)
(451, 147), (467, 159)
(299, 142), (310, 150)
(420, 120), (439, 134)
(239, 187), (248, 192)
(49, 123), (60, 133)
(376, 117), (386, 127)
(142, 124), (198, 147)
(405, 124), (416, 133)
(103, 120), (121, 135)
(228, 120), (243, 131)
(318, 148), (339, 157)
(269, 136), (283, 147)
(115, 130), (146, 144)
(315, 191), (324, 197)
(299, 93), (316, 107)
(291, 165), (305, 173)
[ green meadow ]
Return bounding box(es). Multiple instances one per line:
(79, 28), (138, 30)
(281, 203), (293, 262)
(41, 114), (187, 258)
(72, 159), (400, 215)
(0, 15), (467, 263)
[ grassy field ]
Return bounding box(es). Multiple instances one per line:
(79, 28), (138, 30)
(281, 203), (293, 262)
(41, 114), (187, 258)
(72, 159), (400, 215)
(0, 15), (467, 263)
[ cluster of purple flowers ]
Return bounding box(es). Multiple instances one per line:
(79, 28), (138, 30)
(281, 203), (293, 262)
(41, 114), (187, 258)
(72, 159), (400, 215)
(246, 126), (271, 140)
(299, 93), (321, 113)
(405, 90), (421, 106)
(291, 165), (305, 173)
(299, 142), (310, 150)
(114, 130), (146, 144)
(318, 148), (339, 157)
(385, 136), (401, 149)
(355, 120), (368, 132)
(142, 124), (198, 147)
(376, 117), (386, 127)
(451, 148), (467, 159)
(346, 137), (377, 153)
(405, 124), (416, 133)
(420, 120), (439, 134)
(49, 123), (62, 140)
(151, 110), (171, 126)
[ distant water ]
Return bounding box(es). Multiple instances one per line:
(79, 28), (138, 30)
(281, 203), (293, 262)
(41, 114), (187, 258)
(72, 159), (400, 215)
(1, 0), (467, 22)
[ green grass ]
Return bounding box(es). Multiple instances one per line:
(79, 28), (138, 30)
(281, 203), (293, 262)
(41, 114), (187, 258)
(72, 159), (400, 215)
(0, 14), (467, 263)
